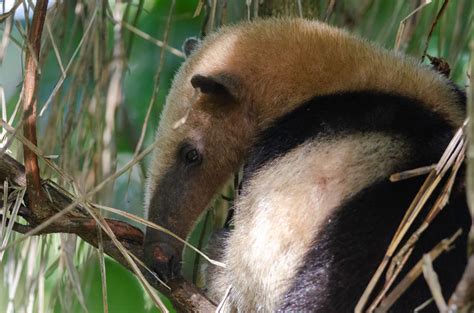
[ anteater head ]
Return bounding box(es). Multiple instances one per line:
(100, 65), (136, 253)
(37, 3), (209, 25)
(143, 34), (257, 280)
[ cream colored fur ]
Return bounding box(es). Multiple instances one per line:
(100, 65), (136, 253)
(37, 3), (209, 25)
(208, 134), (410, 311)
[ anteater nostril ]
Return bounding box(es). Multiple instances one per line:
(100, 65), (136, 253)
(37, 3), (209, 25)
(145, 242), (182, 282)
(152, 244), (172, 263)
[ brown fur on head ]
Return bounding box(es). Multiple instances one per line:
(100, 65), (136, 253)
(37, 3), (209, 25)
(143, 18), (463, 278)
(143, 42), (257, 277)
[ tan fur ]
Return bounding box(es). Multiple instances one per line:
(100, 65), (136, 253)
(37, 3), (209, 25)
(144, 18), (465, 311)
(146, 18), (463, 218)
(185, 19), (463, 128)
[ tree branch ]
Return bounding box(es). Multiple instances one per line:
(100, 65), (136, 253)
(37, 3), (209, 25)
(22, 0), (48, 222)
(449, 254), (474, 312)
(0, 153), (216, 312)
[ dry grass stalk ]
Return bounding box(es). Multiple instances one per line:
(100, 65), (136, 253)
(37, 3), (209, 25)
(0, 15), (13, 62)
(421, 0), (450, 62)
(384, 139), (465, 280)
(101, 1), (126, 206)
(374, 229), (462, 312)
(0, 186), (25, 261)
(38, 7), (98, 117)
(422, 254), (447, 312)
(44, 16), (65, 76)
(82, 202), (169, 312)
(96, 221), (109, 313)
(60, 234), (89, 312)
(5, 236), (31, 313)
(389, 164), (436, 182)
(37, 240), (46, 313)
(1, 180), (8, 240)
(357, 122), (467, 312)
(216, 285), (233, 313)
(323, 0), (336, 21)
(109, 18), (184, 59)
(126, 0), (176, 191)
(0, 1), (468, 312)
(0, 119), (75, 184)
(0, 0), (22, 23)
(448, 36), (474, 313)
(94, 204), (225, 268)
(0, 152), (217, 311)
(414, 298), (434, 312)
(394, 0), (432, 51)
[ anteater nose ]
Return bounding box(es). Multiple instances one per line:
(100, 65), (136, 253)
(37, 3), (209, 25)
(145, 242), (181, 282)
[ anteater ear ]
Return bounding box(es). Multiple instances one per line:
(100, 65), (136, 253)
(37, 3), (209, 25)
(190, 74), (238, 102)
(182, 37), (200, 58)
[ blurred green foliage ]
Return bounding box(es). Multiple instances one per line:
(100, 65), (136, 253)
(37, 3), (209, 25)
(65, 256), (171, 313)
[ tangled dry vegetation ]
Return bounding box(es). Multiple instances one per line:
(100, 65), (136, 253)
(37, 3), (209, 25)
(0, 0), (472, 312)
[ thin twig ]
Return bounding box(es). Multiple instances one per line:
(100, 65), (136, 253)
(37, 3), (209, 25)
(0, 15), (13, 63)
(422, 254), (448, 312)
(44, 16), (65, 76)
(356, 122), (466, 313)
(448, 37), (474, 313)
(107, 16), (184, 58)
(0, 152), (217, 311)
(80, 201), (169, 312)
(0, 0), (22, 23)
(101, 1), (125, 204)
(96, 222), (108, 313)
(368, 138), (466, 311)
(375, 230), (462, 313)
(39, 6), (98, 116)
(216, 285), (232, 313)
(94, 204), (225, 268)
(125, 0), (176, 196)
(421, 0), (450, 62)
(323, 0), (336, 22)
(390, 164), (436, 182)
(394, 0), (432, 51)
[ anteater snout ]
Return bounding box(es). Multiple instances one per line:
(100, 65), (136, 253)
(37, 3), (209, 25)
(144, 240), (181, 282)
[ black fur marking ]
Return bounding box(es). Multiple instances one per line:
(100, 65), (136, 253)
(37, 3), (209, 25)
(191, 74), (242, 105)
(191, 74), (229, 95)
(277, 175), (469, 312)
(238, 90), (469, 311)
(182, 37), (200, 57)
(244, 91), (460, 182)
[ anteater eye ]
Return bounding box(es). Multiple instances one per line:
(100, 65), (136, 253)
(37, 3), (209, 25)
(184, 149), (201, 164)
